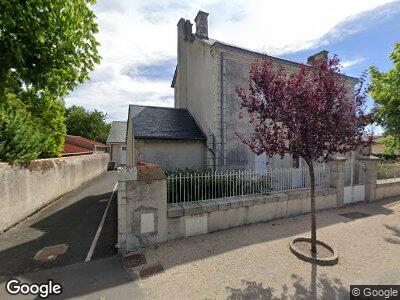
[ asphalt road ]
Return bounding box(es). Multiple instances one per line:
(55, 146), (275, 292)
(0, 171), (118, 282)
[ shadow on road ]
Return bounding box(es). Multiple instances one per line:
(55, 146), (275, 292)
(226, 263), (348, 300)
(145, 199), (396, 275)
(384, 224), (400, 245)
(0, 190), (117, 281)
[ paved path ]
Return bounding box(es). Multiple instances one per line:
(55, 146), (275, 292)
(0, 171), (118, 281)
(136, 198), (400, 299)
(1, 186), (400, 299)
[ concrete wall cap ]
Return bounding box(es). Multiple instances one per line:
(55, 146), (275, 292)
(136, 161), (166, 181)
(167, 204), (184, 218)
(330, 156), (347, 162)
(359, 155), (380, 161)
(181, 202), (203, 215)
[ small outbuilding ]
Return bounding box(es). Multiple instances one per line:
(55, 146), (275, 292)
(126, 105), (207, 172)
(107, 121), (127, 166)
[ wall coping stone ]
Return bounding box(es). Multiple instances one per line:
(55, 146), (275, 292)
(118, 166), (137, 181)
(181, 202), (203, 215)
(330, 156), (347, 162)
(359, 155), (380, 161)
(377, 178), (400, 186)
(200, 200), (219, 212)
(167, 205), (184, 218)
(137, 161), (166, 181)
(167, 187), (336, 218)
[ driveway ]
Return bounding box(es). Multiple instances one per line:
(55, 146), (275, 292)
(0, 171), (118, 281)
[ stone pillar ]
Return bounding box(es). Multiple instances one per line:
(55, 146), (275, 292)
(359, 156), (379, 202)
(329, 157), (346, 207)
(117, 166), (137, 253)
(117, 162), (168, 253)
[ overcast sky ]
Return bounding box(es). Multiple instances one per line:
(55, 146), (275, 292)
(65, 0), (400, 126)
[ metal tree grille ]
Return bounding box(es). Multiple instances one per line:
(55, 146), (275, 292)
(167, 165), (330, 204)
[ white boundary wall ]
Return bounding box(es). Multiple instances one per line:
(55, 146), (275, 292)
(0, 153), (109, 233)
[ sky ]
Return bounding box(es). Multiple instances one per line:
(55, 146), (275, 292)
(65, 0), (400, 128)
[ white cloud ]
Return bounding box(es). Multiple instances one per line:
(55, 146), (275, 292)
(341, 58), (365, 69)
(64, 0), (396, 121)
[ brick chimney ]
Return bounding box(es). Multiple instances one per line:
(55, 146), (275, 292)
(194, 10), (209, 39)
(307, 50), (329, 65)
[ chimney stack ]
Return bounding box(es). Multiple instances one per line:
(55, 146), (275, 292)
(194, 11), (209, 39)
(183, 20), (193, 41)
(307, 50), (329, 65)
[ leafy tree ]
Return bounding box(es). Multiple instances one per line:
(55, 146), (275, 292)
(66, 105), (111, 144)
(236, 56), (368, 255)
(370, 43), (400, 151)
(0, 0), (100, 163)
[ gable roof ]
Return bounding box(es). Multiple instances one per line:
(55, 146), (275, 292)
(107, 121), (127, 144)
(171, 35), (359, 88)
(128, 105), (206, 141)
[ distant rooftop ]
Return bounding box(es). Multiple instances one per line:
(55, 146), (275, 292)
(107, 121), (127, 144)
(63, 135), (106, 156)
(129, 105), (206, 141)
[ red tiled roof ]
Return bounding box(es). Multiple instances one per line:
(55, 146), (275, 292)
(67, 135), (107, 147)
(63, 143), (93, 154)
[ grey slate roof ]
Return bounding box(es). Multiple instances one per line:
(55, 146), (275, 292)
(171, 35), (358, 87)
(129, 105), (206, 141)
(107, 121), (127, 144)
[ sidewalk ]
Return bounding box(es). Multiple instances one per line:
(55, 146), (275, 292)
(1, 197), (400, 299)
(136, 198), (400, 299)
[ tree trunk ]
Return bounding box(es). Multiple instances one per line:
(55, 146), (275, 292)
(307, 160), (317, 255)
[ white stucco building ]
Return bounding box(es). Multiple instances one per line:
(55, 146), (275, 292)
(124, 10), (358, 172)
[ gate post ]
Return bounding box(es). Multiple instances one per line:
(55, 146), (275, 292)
(329, 157), (346, 207)
(359, 156), (379, 203)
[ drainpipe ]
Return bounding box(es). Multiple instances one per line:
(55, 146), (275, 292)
(220, 52), (225, 170)
(207, 133), (217, 171)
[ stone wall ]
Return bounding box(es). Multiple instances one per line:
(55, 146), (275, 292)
(0, 153), (109, 233)
(117, 156), (392, 253)
(166, 187), (336, 241)
(376, 178), (400, 201)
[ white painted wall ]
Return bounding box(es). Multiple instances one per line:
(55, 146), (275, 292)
(0, 153), (109, 233)
(109, 143), (126, 166)
(135, 140), (206, 172)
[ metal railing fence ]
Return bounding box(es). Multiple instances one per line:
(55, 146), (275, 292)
(377, 163), (400, 180)
(167, 165), (330, 204)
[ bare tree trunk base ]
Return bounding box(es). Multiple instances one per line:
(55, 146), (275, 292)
(289, 237), (338, 266)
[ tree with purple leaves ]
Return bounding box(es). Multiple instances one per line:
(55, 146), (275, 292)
(236, 56), (369, 257)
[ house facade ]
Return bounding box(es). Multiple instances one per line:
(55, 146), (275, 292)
(171, 11), (358, 171)
(125, 10), (358, 172)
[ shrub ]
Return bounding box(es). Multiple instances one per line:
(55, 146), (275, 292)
(0, 94), (43, 164)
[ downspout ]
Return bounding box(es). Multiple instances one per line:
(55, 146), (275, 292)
(220, 52), (225, 170)
(207, 133), (216, 171)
